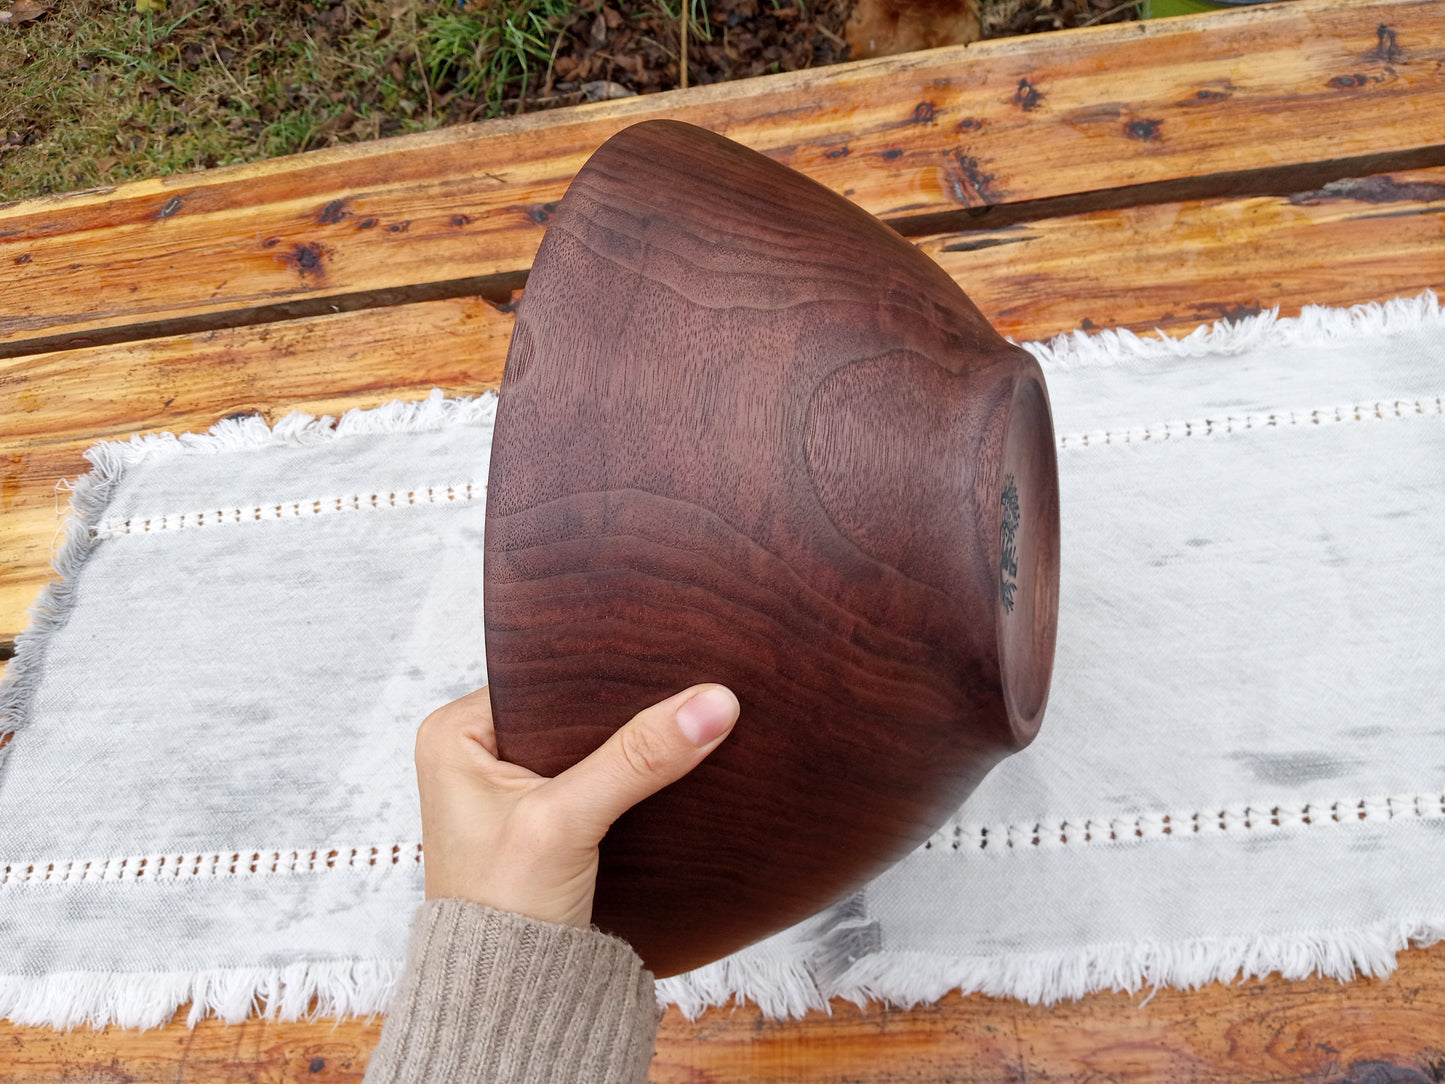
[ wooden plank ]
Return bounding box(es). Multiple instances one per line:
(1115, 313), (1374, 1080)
(2, 941), (1442, 1083)
(4, 166), (1441, 649)
(929, 167), (1445, 339)
(2, 0), (1441, 356)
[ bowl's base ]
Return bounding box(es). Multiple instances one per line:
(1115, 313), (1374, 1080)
(997, 372), (1060, 743)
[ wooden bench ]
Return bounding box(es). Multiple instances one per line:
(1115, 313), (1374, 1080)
(3, 0), (1444, 1078)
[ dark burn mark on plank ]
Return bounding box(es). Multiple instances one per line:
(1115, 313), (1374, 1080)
(528, 201), (560, 224)
(1014, 79), (1042, 112)
(309, 1057), (326, 1073)
(881, 148), (904, 162)
(912, 102), (937, 124)
(942, 151), (999, 207)
(317, 199), (350, 225)
(0, 642), (15, 662)
(389, 221), (410, 233)
(358, 217), (379, 229)
(451, 214), (473, 226)
(1198, 302), (1265, 323)
(1189, 88), (1229, 103)
(1127, 119), (1163, 141)
(262, 237), (281, 248)
(940, 235), (1033, 253)
(223, 411), (261, 422)
(1329, 74), (1370, 88)
(824, 146), (850, 159)
(280, 242), (328, 278)
(153, 195), (183, 219)
(1290, 174), (1445, 205)
(1369, 23), (1402, 63)
(955, 118), (983, 131)
(0, 268), (530, 359)
(883, 144), (1445, 237)
(1356, 206), (1445, 220)
(14, 253), (29, 265)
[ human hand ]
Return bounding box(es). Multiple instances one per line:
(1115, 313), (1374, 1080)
(413, 683), (739, 928)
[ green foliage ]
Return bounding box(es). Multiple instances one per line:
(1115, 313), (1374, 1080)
(421, 0), (575, 109)
(0, 0), (579, 202)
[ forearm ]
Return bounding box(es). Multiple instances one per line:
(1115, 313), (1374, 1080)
(364, 898), (659, 1084)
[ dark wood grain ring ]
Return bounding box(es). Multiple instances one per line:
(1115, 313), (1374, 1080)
(484, 120), (1060, 977)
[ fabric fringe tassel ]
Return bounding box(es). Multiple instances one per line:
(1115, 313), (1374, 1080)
(659, 918), (1445, 1019)
(2, 920), (1441, 1029)
(0, 960), (403, 1031)
(1018, 288), (1441, 369)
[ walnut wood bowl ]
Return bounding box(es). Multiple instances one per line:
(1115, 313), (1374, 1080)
(484, 120), (1059, 978)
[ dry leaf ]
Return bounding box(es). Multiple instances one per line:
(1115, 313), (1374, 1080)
(4, 0), (53, 26)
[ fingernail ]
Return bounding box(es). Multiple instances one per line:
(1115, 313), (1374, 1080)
(676, 686), (739, 747)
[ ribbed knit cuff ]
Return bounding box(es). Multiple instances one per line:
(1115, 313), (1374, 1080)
(363, 898), (659, 1084)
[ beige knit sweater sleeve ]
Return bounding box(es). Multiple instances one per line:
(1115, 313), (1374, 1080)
(363, 898), (659, 1083)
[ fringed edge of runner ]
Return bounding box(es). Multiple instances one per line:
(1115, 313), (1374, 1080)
(1021, 288), (1442, 369)
(659, 917), (1445, 1018)
(0, 958), (403, 1031)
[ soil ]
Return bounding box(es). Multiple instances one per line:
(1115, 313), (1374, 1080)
(474, 0), (1139, 118)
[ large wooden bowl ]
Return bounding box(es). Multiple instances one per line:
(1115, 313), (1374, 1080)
(484, 120), (1059, 977)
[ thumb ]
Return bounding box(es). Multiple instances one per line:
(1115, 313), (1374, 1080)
(548, 683), (739, 838)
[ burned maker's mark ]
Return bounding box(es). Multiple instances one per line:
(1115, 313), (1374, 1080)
(1014, 78), (1042, 112)
(1000, 473), (1020, 615)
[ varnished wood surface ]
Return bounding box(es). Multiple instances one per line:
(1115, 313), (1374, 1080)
(1, 0), (1441, 355)
(5, 167), (1441, 648)
(485, 120), (1059, 976)
(3, 941), (1444, 1082)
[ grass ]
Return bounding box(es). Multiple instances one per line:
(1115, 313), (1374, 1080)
(0, 0), (580, 201)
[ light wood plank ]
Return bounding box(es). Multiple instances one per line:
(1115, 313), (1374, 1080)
(5, 167), (1441, 647)
(2, 0), (1441, 354)
(2, 942), (1442, 1083)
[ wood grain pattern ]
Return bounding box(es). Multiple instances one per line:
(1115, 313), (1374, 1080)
(1, 0), (1441, 355)
(4, 941), (1445, 1083)
(484, 120), (1059, 976)
(4, 168), (1440, 649)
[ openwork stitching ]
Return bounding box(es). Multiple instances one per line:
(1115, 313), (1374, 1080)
(1057, 397), (1444, 449)
(92, 484), (481, 540)
(922, 794), (1445, 854)
(0, 843), (423, 886)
